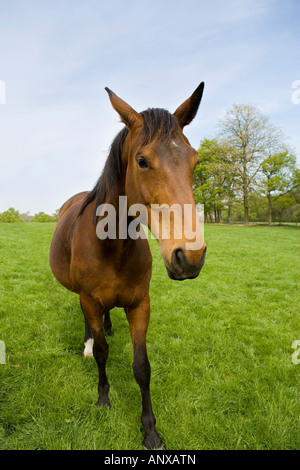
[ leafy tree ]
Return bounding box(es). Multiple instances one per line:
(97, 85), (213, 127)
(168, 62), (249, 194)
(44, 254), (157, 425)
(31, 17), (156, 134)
(218, 104), (284, 224)
(52, 209), (60, 222)
(272, 195), (296, 223)
(290, 204), (300, 225)
(260, 151), (297, 224)
(31, 212), (55, 222)
(0, 207), (24, 223)
(194, 138), (238, 223)
(248, 193), (267, 222)
(20, 211), (33, 222)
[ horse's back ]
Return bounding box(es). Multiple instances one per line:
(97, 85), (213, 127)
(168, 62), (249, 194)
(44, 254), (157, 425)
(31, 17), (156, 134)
(49, 192), (88, 291)
(58, 191), (88, 221)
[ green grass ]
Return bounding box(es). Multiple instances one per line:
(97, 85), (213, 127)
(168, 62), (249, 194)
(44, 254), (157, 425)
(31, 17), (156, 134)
(0, 222), (299, 450)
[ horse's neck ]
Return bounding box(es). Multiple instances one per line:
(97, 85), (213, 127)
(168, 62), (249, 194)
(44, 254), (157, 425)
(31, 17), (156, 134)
(96, 146), (131, 248)
(99, 182), (133, 250)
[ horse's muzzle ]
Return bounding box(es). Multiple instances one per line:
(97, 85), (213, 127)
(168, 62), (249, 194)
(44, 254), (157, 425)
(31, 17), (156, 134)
(166, 246), (207, 281)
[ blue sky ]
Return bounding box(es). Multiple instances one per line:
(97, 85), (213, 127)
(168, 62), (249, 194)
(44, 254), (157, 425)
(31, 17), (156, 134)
(0, 0), (299, 214)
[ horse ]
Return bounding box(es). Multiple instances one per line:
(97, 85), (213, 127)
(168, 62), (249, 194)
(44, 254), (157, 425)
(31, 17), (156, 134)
(49, 83), (207, 450)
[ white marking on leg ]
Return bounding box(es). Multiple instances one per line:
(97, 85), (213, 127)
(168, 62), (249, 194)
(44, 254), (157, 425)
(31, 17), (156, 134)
(84, 338), (94, 357)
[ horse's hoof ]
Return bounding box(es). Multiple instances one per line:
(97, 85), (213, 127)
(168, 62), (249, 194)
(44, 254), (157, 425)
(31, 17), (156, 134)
(83, 352), (93, 358)
(142, 436), (164, 450)
(155, 444), (165, 450)
(96, 397), (111, 408)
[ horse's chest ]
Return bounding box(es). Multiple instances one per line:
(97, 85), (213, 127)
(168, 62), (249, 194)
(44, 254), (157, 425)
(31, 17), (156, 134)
(94, 276), (136, 309)
(92, 265), (148, 310)
(73, 239), (151, 310)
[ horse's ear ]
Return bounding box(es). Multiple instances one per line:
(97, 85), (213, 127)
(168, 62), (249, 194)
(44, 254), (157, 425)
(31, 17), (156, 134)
(105, 87), (143, 129)
(173, 82), (204, 129)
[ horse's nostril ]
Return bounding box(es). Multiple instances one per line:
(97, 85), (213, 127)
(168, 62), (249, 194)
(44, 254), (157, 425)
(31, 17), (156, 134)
(174, 249), (185, 269)
(172, 248), (187, 274)
(169, 245), (206, 280)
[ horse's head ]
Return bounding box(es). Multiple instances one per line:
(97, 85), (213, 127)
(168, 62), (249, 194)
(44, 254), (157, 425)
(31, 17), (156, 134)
(105, 84), (206, 280)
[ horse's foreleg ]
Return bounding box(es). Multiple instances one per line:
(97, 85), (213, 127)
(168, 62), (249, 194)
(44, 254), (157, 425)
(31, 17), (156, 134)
(126, 295), (163, 450)
(83, 316), (94, 357)
(80, 293), (111, 407)
(82, 310), (112, 357)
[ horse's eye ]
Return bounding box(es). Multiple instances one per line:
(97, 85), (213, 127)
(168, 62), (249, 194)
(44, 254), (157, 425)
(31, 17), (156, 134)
(137, 157), (149, 169)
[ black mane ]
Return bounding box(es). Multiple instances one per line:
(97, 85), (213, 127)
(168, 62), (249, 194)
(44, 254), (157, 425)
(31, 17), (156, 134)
(79, 108), (179, 221)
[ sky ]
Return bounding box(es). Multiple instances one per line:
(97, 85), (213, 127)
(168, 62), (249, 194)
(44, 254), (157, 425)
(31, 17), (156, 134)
(0, 0), (299, 214)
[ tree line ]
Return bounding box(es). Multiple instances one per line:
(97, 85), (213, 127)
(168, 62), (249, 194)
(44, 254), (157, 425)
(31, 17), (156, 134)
(193, 104), (300, 224)
(0, 208), (59, 223)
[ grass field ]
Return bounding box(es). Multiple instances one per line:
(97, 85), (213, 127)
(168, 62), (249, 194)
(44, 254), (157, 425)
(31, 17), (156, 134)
(0, 222), (299, 450)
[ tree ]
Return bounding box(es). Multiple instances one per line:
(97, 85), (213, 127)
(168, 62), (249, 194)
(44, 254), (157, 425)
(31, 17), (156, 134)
(290, 204), (300, 225)
(52, 209), (60, 222)
(248, 193), (268, 222)
(193, 138), (238, 223)
(272, 195), (296, 223)
(20, 211), (33, 222)
(31, 212), (55, 222)
(219, 104), (284, 224)
(260, 151), (297, 224)
(0, 207), (24, 223)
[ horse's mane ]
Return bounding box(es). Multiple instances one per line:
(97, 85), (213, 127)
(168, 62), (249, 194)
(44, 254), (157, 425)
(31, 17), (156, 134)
(79, 108), (179, 222)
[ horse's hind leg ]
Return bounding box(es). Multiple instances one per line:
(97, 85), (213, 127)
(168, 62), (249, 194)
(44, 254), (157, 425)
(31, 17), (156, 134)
(104, 311), (113, 336)
(80, 293), (111, 407)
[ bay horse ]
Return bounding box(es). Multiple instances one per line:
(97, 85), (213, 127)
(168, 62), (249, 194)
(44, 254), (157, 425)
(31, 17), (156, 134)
(49, 83), (207, 449)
